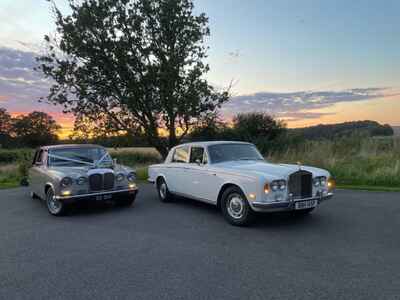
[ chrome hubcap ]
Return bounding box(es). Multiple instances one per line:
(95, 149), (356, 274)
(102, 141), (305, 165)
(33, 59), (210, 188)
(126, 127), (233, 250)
(159, 183), (167, 199)
(227, 194), (245, 219)
(47, 191), (62, 214)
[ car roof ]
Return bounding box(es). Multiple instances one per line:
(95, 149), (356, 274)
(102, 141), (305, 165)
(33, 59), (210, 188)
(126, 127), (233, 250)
(174, 141), (253, 148)
(40, 144), (106, 151)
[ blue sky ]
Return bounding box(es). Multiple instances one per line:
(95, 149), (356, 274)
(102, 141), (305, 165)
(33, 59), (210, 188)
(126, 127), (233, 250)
(0, 0), (399, 132)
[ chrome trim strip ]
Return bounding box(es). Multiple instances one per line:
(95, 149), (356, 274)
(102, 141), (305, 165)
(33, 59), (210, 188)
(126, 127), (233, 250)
(55, 187), (138, 200)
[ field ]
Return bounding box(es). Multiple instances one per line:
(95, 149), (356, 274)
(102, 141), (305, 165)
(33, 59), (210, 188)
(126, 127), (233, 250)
(1, 137), (400, 191)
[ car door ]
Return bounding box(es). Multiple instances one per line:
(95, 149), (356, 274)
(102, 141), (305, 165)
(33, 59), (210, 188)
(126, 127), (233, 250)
(28, 149), (47, 198)
(184, 146), (222, 203)
(165, 145), (190, 194)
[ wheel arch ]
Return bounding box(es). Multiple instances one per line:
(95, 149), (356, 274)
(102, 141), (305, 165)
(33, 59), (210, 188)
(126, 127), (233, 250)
(217, 182), (247, 209)
(155, 174), (168, 186)
(44, 182), (55, 195)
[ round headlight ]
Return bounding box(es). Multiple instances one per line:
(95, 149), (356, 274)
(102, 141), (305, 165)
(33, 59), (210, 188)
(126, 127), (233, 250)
(271, 181), (279, 192)
(279, 180), (286, 190)
(313, 178), (321, 187)
(127, 172), (136, 182)
(60, 177), (73, 187)
(320, 177), (327, 186)
(116, 173), (125, 182)
(77, 177), (87, 185)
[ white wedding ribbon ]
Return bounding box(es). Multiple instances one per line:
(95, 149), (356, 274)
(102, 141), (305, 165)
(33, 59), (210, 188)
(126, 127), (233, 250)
(48, 153), (112, 167)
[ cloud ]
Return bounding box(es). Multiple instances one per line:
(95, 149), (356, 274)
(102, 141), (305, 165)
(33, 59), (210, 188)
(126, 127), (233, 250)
(222, 88), (399, 120)
(0, 46), (62, 114)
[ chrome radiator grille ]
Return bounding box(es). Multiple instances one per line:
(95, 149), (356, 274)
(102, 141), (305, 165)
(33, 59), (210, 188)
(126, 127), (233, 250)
(89, 173), (115, 191)
(288, 170), (312, 199)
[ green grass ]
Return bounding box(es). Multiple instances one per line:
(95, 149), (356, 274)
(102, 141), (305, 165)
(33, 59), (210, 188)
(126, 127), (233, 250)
(0, 165), (21, 189)
(268, 137), (400, 189)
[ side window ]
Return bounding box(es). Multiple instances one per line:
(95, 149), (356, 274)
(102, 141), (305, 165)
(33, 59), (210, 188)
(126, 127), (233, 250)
(35, 150), (44, 165)
(190, 147), (205, 164)
(172, 146), (189, 163)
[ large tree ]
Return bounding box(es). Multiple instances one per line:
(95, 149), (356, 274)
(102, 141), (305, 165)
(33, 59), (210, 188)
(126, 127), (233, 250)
(37, 0), (229, 157)
(233, 113), (286, 142)
(0, 108), (12, 135)
(13, 111), (61, 147)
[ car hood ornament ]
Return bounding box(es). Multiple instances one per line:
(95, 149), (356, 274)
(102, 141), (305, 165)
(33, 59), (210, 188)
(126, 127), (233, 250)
(297, 161), (302, 170)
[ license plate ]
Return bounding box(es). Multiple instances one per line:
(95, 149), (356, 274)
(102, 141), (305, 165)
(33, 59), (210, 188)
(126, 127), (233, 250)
(295, 199), (317, 210)
(96, 194), (113, 201)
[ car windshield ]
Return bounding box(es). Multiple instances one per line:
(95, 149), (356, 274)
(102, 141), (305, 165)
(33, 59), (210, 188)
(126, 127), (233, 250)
(208, 143), (264, 164)
(48, 147), (113, 167)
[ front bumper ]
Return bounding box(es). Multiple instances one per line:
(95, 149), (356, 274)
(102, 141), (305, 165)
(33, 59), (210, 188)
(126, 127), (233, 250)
(251, 192), (333, 212)
(55, 187), (138, 202)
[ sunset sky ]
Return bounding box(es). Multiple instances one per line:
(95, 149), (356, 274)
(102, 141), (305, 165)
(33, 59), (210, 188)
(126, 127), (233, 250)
(0, 0), (399, 138)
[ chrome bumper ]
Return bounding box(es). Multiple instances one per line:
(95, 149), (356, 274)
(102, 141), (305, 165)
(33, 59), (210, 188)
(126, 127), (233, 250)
(55, 187), (138, 201)
(251, 192), (333, 211)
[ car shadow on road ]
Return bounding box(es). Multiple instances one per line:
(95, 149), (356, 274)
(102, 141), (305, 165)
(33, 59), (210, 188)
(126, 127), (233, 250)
(167, 195), (327, 229)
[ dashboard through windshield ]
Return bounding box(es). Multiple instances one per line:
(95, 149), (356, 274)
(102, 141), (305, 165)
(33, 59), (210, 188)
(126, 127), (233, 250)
(208, 143), (264, 164)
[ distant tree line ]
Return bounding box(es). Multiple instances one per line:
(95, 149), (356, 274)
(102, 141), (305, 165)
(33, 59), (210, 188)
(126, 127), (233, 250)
(67, 112), (395, 155)
(0, 108), (60, 148)
(0, 106), (394, 154)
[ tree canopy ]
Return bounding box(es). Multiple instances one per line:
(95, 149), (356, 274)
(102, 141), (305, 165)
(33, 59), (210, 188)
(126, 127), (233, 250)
(13, 111), (61, 147)
(37, 0), (229, 157)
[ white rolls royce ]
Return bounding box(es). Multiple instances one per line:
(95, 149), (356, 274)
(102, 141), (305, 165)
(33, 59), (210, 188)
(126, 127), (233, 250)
(148, 141), (335, 226)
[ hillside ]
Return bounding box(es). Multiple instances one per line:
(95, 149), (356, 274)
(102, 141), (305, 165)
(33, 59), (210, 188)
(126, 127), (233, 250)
(290, 120), (393, 140)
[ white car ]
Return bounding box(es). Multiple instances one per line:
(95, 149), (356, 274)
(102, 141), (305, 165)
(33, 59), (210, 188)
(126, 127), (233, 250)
(148, 141), (335, 226)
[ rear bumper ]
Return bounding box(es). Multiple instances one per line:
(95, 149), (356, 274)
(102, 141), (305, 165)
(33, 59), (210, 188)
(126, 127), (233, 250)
(55, 187), (138, 202)
(251, 192), (333, 212)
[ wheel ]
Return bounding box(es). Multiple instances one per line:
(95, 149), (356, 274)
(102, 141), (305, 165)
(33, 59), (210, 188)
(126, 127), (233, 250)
(46, 188), (67, 216)
(221, 186), (254, 226)
(292, 207), (315, 217)
(116, 196), (135, 207)
(157, 178), (173, 202)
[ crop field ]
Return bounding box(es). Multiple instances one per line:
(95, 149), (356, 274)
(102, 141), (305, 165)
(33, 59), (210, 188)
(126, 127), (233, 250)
(0, 137), (399, 191)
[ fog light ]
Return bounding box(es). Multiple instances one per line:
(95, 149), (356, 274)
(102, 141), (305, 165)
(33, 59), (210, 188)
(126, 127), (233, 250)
(61, 190), (71, 197)
(249, 193), (256, 200)
(327, 178), (336, 191)
(274, 195), (284, 202)
(128, 183), (137, 189)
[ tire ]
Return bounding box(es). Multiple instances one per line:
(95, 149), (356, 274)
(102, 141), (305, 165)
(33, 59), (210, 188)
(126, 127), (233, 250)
(157, 178), (173, 202)
(292, 207), (315, 217)
(46, 188), (67, 216)
(221, 186), (254, 226)
(116, 196), (135, 207)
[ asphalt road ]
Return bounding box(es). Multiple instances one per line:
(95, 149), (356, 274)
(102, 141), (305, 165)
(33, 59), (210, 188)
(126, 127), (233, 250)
(1, 185), (400, 300)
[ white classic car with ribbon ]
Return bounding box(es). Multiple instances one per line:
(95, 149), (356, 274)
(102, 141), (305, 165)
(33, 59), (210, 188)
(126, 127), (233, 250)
(148, 141), (335, 226)
(28, 144), (138, 215)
